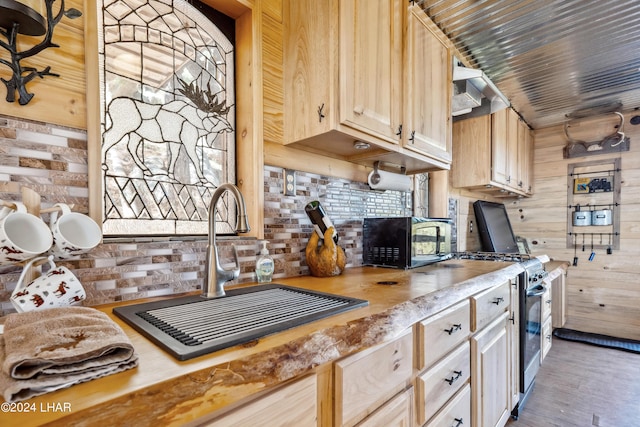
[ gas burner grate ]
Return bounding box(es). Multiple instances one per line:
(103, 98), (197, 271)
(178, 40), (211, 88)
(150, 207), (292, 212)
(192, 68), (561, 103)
(453, 251), (533, 262)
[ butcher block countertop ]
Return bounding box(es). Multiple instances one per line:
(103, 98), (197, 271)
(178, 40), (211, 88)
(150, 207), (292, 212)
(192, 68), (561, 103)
(1, 258), (566, 426)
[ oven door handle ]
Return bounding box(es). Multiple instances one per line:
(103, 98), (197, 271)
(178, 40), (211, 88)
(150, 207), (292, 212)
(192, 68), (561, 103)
(526, 284), (546, 297)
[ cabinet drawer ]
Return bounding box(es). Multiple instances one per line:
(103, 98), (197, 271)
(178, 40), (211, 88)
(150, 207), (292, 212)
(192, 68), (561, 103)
(471, 281), (511, 332)
(416, 341), (470, 425)
(541, 283), (552, 322)
(357, 387), (413, 427)
(541, 316), (552, 361)
(425, 384), (471, 427)
(416, 300), (470, 371)
(335, 328), (413, 427)
(205, 375), (317, 426)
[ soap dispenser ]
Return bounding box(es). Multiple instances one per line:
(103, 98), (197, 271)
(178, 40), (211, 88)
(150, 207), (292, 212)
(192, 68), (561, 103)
(256, 241), (274, 283)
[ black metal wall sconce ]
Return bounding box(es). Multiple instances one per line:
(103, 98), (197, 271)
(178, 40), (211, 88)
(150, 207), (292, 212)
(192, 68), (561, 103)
(0, 0), (81, 105)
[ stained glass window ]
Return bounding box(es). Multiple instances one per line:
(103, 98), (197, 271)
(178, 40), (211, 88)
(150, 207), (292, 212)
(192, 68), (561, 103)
(99, 0), (235, 235)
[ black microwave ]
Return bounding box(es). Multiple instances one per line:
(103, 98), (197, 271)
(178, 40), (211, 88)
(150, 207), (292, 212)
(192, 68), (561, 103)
(363, 217), (455, 269)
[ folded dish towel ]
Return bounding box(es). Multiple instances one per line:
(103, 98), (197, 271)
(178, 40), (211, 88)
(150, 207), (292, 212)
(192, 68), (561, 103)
(0, 306), (138, 402)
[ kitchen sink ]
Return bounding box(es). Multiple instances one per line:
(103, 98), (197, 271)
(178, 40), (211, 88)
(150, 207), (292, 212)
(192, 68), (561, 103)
(113, 284), (368, 360)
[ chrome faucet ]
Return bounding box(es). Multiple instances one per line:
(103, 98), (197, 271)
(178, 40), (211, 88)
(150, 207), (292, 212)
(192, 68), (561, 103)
(202, 183), (250, 298)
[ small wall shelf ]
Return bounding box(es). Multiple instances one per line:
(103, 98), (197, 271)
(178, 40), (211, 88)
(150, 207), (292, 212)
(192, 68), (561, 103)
(566, 158), (621, 251)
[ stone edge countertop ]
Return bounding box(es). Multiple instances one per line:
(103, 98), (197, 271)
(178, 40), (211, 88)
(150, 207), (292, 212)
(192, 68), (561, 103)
(1, 259), (565, 426)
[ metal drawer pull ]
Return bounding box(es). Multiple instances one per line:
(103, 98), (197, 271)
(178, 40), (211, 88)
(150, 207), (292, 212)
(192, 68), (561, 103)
(452, 418), (464, 427)
(492, 297), (505, 305)
(444, 323), (462, 335)
(444, 370), (463, 385)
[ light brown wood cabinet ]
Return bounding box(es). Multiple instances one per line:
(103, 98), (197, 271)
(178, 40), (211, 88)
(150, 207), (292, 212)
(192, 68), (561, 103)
(403, 5), (452, 164)
(425, 384), (471, 427)
(508, 278), (520, 412)
(470, 281), (512, 427)
(415, 299), (471, 426)
(416, 341), (470, 425)
(452, 108), (534, 197)
(281, 0), (451, 173)
(204, 375), (317, 426)
(550, 268), (566, 328)
(541, 284), (553, 361)
(471, 311), (511, 427)
(334, 327), (413, 427)
(357, 388), (414, 427)
(470, 279), (511, 332)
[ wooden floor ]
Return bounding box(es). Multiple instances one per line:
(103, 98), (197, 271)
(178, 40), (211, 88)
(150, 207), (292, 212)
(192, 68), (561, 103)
(506, 337), (640, 427)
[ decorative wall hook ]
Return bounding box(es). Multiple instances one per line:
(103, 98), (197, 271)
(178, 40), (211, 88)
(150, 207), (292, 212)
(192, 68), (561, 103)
(0, 0), (81, 105)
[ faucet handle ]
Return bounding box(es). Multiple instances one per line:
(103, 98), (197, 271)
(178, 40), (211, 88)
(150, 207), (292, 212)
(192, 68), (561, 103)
(228, 245), (241, 280)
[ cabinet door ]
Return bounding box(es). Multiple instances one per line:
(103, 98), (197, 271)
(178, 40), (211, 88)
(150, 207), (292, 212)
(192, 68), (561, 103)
(451, 115), (492, 188)
(491, 108), (510, 186)
(205, 375), (317, 426)
(506, 108), (520, 190)
(508, 278), (520, 411)
(340, 0), (403, 143)
(357, 388), (413, 427)
(403, 6), (452, 163)
(471, 312), (511, 427)
(518, 119), (533, 194)
(283, 0), (333, 142)
(541, 316), (553, 362)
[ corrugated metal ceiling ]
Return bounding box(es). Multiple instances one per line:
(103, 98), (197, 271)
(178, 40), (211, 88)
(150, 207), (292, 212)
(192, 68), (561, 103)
(419, 0), (640, 129)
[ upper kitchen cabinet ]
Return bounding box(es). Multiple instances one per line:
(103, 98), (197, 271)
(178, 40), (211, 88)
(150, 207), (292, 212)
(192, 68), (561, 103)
(339, 0), (403, 145)
(403, 5), (452, 164)
(277, 0), (452, 173)
(452, 108), (533, 197)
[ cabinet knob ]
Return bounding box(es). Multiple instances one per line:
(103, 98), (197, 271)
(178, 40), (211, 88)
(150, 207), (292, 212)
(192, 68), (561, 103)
(492, 297), (505, 305)
(353, 105), (364, 115)
(444, 323), (462, 335)
(444, 370), (463, 385)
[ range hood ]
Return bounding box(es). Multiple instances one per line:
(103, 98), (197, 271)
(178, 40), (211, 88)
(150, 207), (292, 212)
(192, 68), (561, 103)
(452, 59), (510, 121)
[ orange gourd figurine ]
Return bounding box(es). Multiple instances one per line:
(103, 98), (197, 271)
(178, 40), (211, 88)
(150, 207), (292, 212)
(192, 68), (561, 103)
(305, 226), (346, 277)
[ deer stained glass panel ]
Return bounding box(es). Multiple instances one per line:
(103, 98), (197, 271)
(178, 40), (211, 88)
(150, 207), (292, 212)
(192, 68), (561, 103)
(99, 0), (235, 236)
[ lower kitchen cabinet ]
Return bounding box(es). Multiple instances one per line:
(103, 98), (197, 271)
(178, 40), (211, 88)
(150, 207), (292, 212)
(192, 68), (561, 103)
(471, 279), (512, 427)
(357, 388), (414, 427)
(471, 311), (511, 427)
(549, 267), (566, 328)
(414, 299), (471, 426)
(541, 283), (553, 361)
(508, 278), (520, 412)
(334, 327), (413, 427)
(416, 341), (470, 425)
(425, 384), (471, 427)
(204, 374), (317, 426)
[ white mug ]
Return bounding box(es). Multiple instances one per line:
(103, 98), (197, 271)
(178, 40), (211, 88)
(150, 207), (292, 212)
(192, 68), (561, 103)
(11, 256), (86, 313)
(0, 201), (53, 266)
(48, 203), (102, 260)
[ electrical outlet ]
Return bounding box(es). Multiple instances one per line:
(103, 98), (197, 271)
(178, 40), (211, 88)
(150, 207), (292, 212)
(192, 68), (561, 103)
(283, 169), (296, 196)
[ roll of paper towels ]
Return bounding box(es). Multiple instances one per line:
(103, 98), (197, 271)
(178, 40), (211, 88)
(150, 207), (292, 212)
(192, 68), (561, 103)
(368, 169), (412, 192)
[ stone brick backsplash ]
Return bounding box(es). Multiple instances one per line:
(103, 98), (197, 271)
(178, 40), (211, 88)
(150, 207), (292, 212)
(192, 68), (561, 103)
(0, 115), (412, 315)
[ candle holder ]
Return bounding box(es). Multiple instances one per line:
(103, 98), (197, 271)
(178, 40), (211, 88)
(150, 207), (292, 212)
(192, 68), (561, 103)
(0, 0), (81, 105)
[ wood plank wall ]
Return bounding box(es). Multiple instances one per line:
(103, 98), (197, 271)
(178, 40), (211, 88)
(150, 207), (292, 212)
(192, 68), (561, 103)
(4, 0), (639, 341)
(510, 113), (640, 341)
(0, 0), (86, 129)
